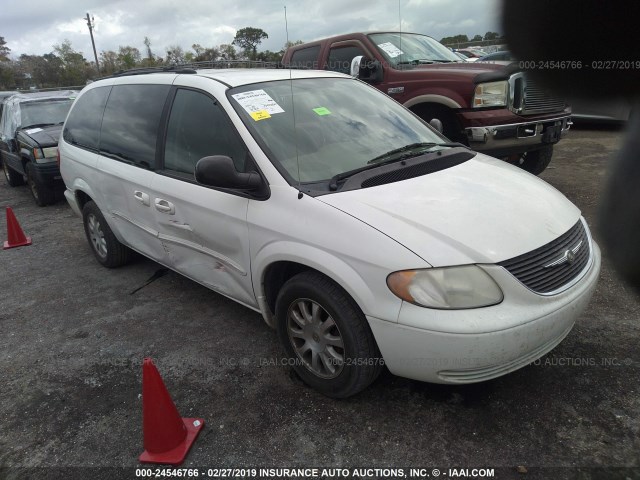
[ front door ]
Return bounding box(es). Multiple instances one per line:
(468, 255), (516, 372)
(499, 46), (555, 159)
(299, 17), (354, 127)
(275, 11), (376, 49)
(150, 86), (255, 307)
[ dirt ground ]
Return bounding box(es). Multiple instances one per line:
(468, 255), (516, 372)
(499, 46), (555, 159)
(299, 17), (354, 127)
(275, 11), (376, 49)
(0, 125), (638, 480)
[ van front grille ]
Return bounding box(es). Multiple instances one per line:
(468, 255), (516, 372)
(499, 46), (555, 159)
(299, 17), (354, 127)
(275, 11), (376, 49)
(498, 220), (590, 294)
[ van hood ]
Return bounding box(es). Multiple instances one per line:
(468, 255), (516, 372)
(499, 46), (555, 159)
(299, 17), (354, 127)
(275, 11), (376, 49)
(319, 154), (581, 267)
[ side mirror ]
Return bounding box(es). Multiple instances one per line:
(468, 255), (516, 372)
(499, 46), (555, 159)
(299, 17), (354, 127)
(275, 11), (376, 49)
(7, 139), (18, 153)
(350, 56), (384, 84)
(350, 56), (364, 77)
(195, 155), (262, 191)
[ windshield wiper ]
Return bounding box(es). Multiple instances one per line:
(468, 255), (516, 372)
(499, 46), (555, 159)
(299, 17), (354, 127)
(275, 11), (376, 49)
(397, 59), (452, 65)
(327, 142), (465, 191)
(367, 142), (464, 165)
(328, 157), (404, 191)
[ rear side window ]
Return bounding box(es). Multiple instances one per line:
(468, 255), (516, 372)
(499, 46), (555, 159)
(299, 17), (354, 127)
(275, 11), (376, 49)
(290, 46), (321, 69)
(163, 88), (249, 177)
(63, 86), (111, 151)
(99, 84), (170, 169)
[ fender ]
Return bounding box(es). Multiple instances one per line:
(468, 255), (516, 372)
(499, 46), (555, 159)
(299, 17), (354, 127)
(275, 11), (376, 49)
(252, 241), (391, 327)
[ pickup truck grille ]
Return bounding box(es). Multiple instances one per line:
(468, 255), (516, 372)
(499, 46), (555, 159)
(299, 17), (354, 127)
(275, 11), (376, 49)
(509, 74), (567, 115)
(498, 220), (591, 294)
(522, 79), (567, 115)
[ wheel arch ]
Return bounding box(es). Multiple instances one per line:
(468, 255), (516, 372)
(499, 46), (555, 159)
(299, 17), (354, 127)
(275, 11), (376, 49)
(69, 179), (98, 211)
(403, 94), (463, 110)
(254, 244), (377, 329)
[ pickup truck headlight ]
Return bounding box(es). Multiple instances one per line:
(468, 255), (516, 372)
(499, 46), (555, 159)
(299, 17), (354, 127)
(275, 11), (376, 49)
(473, 80), (508, 108)
(387, 266), (503, 309)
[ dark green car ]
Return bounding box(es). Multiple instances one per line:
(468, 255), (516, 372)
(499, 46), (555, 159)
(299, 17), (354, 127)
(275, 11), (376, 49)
(0, 91), (77, 205)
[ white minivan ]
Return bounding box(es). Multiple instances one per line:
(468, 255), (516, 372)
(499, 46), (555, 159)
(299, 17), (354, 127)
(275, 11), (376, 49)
(60, 68), (600, 397)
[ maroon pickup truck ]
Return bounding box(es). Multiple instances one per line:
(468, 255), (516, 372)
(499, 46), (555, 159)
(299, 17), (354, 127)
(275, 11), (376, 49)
(282, 32), (572, 174)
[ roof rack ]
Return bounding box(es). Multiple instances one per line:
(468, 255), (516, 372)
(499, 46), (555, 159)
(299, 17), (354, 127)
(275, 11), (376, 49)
(100, 66), (197, 80)
(178, 60), (282, 70)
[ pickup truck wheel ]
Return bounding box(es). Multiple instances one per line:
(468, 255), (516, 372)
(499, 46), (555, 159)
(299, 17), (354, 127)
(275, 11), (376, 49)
(82, 201), (132, 268)
(3, 160), (25, 187)
(26, 162), (54, 206)
(412, 104), (463, 143)
(276, 270), (383, 398)
(520, 146), (554, 175)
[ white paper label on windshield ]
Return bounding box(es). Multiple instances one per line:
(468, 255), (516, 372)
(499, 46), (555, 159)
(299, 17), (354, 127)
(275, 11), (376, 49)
(25, 128), (43, 134)
(377, 42), (404, 58)
(232, 90), (285, 116)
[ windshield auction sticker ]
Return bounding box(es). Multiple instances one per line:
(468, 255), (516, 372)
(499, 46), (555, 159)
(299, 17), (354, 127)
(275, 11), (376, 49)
(232, 90), (285, 120)
(377, 42), (404, 58)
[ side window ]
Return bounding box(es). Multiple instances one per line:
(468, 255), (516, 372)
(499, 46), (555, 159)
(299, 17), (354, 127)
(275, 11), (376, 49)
(327, 46), (366, 74)
(63, 86), (111, 151)
(163, 88), (248, 177)
(290, 46), (321, 69)
(99, 84), (170, 169)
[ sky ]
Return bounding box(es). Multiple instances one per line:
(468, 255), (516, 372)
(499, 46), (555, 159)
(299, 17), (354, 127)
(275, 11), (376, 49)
(2, 0), (502, 60)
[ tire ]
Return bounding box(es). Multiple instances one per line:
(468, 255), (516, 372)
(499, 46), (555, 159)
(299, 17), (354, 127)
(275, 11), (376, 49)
(276, 270), (383, 398)
(82, 201), (132, 268)
(520, 146), (554, 175)
(412, 104), (463, 143)
(3, 159), (25, 187)
(26, 162), (55, 206)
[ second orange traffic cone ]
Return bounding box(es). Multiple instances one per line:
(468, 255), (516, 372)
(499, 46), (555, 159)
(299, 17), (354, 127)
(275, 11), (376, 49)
(3, 207), (32, 250)
(139, 358), (204, 465)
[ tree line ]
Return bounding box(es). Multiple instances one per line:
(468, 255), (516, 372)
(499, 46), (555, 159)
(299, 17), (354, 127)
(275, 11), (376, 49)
(440, 31), (505, 48)
(0, 27), (303, 90)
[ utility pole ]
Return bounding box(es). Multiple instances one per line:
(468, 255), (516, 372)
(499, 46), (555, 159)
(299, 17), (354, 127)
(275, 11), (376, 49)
(85, 13), (100, 73)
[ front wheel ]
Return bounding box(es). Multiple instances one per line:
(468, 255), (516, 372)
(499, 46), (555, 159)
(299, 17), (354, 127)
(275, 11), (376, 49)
(276, 271), (383, 398)
(82, 201), (132, 268)
(520, 146), (554, 175)
(3, 159), (25, 187)
(26, 162), (54, 206)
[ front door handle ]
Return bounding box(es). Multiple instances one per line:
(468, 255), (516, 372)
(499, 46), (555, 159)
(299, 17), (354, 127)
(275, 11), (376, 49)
(154, 198), (175, 215)
(134, 191), (150, 206)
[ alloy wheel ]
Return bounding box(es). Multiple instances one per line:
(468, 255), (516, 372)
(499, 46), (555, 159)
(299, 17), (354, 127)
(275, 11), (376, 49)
(286, 298), (345, 379)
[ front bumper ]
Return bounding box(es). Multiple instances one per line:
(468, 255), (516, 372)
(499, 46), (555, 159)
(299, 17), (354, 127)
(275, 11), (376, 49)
(33, 162), (64, 187)
(464, 115), (572, 157)
(368, 241), (601, 384)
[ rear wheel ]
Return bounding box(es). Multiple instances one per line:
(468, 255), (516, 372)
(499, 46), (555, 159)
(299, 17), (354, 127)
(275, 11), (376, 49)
(519, 146), (554, 175)
(276, 270), (383, 398)
(26, 162), (54, 206)
(3, 160), (25, 187)
(82, 201), (132, 268)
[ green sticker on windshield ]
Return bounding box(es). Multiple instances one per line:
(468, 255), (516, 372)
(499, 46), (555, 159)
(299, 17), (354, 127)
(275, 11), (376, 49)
(313, 107), (331, 116)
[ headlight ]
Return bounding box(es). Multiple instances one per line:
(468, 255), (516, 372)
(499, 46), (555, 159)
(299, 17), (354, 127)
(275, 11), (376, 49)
(473, 80), (508, 108)
(387, 265), (503, 309)
(33, 146), (57, 164)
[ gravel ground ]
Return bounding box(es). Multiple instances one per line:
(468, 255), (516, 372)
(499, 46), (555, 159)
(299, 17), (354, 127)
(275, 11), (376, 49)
(0, 125), (638, 480)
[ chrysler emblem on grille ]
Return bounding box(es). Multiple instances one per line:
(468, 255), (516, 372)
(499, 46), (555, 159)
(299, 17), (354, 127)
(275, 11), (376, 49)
(544, 240), (583, 268)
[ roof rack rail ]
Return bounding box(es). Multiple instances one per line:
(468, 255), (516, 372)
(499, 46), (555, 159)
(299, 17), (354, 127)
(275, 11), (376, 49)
(100, 66), (197, 80)
(177, 60), (282, 70)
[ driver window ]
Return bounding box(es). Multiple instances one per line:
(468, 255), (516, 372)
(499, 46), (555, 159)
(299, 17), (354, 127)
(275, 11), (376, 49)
(164, 89), (248, 176)
(327, 46), (366, 74)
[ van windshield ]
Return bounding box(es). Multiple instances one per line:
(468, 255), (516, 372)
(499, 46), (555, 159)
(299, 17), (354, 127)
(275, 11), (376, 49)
(228, 77), (449, 186)
(368, 33), (460, 66)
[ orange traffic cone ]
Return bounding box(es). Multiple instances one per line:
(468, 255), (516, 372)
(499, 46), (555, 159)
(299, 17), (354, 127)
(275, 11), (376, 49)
(3, 207), (32, 250)
(139, 358), (204, 465)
